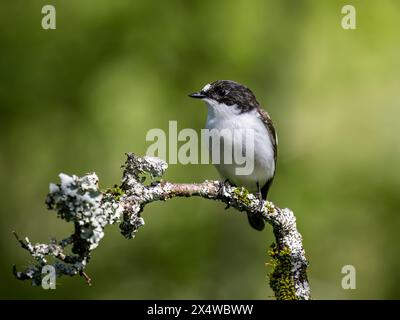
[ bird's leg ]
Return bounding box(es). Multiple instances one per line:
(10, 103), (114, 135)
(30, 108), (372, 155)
(256, 182), (265, 212)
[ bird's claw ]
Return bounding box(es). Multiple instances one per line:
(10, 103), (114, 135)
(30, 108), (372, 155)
(258, 199), (265, 212)
(255, 190), (265, 212)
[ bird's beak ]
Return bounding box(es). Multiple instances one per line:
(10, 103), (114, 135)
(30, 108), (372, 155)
(188, 91), (206, 99)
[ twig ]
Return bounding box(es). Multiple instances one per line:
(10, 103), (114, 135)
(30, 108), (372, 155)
(13, 153), (310, 299)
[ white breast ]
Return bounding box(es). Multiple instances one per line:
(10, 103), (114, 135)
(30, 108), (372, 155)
(204, 100), (275, 193)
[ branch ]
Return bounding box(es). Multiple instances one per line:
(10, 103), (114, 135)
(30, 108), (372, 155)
(13, 153), (310, 300)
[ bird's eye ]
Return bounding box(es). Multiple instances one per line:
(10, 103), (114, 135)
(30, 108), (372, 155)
(217, 88), (228, 96)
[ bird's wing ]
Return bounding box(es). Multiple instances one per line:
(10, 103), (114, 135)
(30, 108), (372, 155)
(256, 107), (278, 199)
(257, 107), (278, 164)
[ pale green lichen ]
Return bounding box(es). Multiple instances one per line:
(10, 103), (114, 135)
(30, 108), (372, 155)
(46, 173), (124, 250)
(232, 187), (252, 206)
(105, 184), (125, 201)
(15, 173), (128, 285)
(267, 243), (297, 300)
(265, 201), (275, 214)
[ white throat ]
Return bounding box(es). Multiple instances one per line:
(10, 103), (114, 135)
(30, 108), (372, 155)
(204, 99), (241, 123)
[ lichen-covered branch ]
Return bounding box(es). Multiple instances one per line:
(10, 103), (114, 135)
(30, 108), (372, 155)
(13, 153), (310, 300)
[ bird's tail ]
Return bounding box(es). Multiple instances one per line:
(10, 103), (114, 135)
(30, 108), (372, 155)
(247, 214), (265, 231)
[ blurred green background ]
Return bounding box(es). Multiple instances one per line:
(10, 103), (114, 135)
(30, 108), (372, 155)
(1, 0), (399, 299)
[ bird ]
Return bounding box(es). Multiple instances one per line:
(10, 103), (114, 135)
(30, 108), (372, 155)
(189, 80), (277, 231)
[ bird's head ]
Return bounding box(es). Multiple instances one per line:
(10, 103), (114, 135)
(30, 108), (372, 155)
(189, 80), (259, 112)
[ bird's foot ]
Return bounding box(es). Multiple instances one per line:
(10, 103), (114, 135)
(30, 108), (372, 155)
(256, 191), (265, 212)
(223, 178), (234, 187)
(219, 179), (234, 194)
(258, 199), (265, 212)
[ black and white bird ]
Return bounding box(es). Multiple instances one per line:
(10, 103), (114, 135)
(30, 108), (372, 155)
(189, 80), (277, 231)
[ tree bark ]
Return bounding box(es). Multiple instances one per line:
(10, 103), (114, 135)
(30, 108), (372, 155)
(13, 153), (310, 300)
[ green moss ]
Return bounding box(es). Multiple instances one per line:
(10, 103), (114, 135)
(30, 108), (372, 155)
(232, 187), (251, 205)
(267, 243), (298, 300)
(265, 201), (275, 214)
(105, 184), (125, 201)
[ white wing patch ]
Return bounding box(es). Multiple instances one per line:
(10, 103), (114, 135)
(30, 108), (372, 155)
(202, 83), (211, 92)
